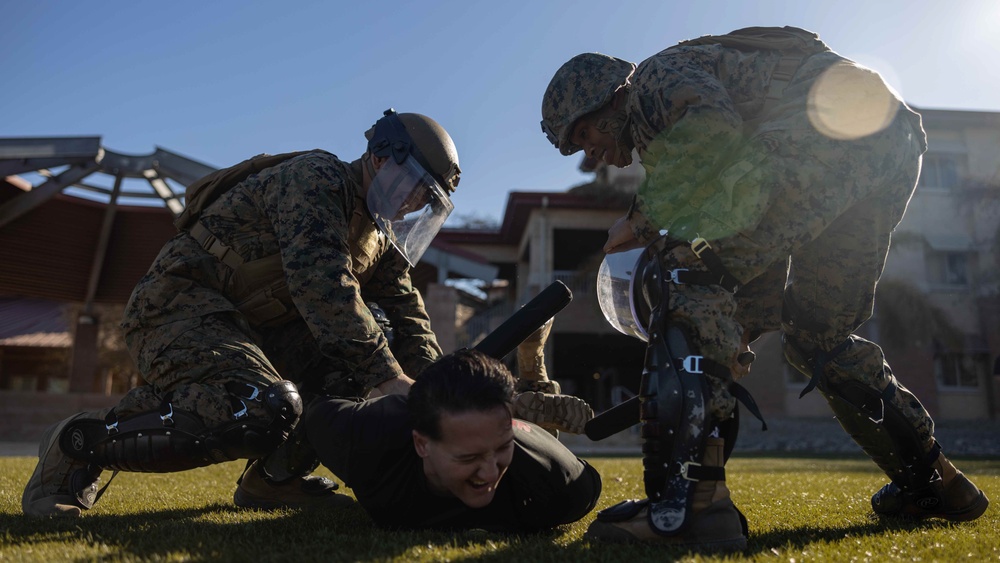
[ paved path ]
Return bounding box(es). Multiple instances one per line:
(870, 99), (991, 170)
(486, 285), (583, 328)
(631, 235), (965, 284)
(560, 416), (1000, 458)
(1, 442), (35, 457)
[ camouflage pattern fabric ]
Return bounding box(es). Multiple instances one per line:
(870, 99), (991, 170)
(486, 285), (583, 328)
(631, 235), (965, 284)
(619, 44), (934, 449)
(541, 53), (636, 155)
(117, 151), (442, 427)
(118, 314), (281, 423)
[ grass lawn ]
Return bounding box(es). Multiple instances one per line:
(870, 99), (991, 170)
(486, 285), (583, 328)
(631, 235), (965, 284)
(1, 454), (997, 562)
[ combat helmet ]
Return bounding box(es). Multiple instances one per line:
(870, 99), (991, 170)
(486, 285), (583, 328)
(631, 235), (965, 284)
(367, 110), (461, 192)
(364, 109), (460, 266)
(540, 53), (636, 156)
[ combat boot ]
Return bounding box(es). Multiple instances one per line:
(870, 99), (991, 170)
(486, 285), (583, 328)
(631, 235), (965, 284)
(872, 448), (988, 522)
(234, 459), (355, 510)
(585, 437), (747, 552)
(512, 385), (594, 435)
(22, 410), (110, 517)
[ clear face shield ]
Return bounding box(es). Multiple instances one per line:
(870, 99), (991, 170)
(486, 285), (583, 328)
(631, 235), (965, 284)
(596, 247), (651, 342)
(367, 154), (454, 267)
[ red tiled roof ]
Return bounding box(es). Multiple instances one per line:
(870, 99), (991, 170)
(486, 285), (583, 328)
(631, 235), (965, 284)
(429, 238), (492, 265)
(0, 297), (71, 347)
(438, 191), (615, 246)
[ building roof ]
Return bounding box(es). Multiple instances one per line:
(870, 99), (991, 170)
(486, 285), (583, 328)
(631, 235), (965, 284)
(437, 191), (622, 246)
(0, 297), (71, 347)
(914, 106), (1000, 128)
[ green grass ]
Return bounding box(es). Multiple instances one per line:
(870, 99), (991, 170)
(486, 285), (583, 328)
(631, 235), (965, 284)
(1, 455), (998, 562)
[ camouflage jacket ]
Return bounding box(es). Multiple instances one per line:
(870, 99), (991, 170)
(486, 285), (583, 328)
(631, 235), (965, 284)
(625, 43), (803, 243)
(122, 151), (441, 389)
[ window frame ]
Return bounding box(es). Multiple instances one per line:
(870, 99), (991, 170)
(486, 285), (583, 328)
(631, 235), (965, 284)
(917, 153), (964, 192)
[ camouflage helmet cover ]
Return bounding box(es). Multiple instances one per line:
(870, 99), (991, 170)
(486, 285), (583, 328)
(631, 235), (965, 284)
(541, 53), (636, 156)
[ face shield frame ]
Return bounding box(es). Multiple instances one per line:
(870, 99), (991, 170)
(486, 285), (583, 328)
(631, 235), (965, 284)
(366, 153), (455, 267)
(596, 246), (653, 342)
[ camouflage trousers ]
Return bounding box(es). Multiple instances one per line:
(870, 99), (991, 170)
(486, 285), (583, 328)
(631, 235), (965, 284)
(116, 314), (368, 432)
(116, 314), (285, 429)
(657, 93), (935, 454)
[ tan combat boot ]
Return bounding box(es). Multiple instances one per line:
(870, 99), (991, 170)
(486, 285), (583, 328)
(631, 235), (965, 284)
(585, 437), (747, 551)
(22, 410), (110, 517)
(516, 318), (552, 387)
(234, 459), (355, 510)
(512, 389), (594, 435)
(512, 319), (595, 435)
(872, 448), (989, 521)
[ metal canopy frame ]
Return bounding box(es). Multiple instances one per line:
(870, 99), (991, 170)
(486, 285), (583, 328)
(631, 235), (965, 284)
(0, 136), (215, 229)
(0, 136), (217, 316)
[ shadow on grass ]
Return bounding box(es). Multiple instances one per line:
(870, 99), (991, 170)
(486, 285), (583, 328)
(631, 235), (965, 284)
(746, 516), (957, 555)
(4, 502), (398, 561)
(437, 517), (961, 562)
(1, 501), (968, 562)
(2, 503), (587, 561)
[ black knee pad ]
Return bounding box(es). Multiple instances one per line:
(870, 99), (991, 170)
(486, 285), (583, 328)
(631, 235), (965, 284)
(259, 380), (303, 435)
(61, 380), (303, 472)
(253, 427), (321, 483)
(636, 248), (715, 536)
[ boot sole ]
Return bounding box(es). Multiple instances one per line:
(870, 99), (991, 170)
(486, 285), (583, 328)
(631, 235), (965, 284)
(233, 486), (355, 510)
(513, 392), (591, 434)
(585, 520), (748, 551)
(876, 491), (989, 523)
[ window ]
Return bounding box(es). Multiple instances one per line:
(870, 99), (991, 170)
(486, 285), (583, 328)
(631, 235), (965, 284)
(46, 377), (69, 394)
(6, 375), (38, 391)
(934, 352), (986, 389)
(552, 229), (609, 270)
(945, 253), (969, 285)
(926, 250), (971, 288)
(918, 154), (961, 190)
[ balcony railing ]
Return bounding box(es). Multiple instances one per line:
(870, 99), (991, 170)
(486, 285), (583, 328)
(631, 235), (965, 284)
(553, 270), (596, 296)
(458, 300), (514, 350)
(457, 270), (597, 349)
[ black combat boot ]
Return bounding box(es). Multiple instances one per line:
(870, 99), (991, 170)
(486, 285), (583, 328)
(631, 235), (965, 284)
(872, 445), (988, 522)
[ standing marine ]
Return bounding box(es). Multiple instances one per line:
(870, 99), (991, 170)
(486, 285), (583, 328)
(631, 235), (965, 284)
(540, 26), (988, 550)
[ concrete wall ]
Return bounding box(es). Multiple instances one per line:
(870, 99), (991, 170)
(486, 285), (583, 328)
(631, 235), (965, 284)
(0, 390), (123, 443)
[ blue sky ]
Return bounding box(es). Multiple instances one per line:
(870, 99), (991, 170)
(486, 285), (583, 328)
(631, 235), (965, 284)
(5, 0), (1000, 225)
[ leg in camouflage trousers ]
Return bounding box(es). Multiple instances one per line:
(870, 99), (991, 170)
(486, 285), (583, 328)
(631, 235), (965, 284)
(22, 313), (349, 517)
(675, 98), (986, 523)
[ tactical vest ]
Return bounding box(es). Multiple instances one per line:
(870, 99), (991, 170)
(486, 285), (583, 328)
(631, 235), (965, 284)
(677, 26), (831, 122)
(175, 150), (316, 327)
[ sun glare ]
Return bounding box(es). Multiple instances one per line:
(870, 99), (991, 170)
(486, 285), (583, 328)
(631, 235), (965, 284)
(807, 61), (900, 141)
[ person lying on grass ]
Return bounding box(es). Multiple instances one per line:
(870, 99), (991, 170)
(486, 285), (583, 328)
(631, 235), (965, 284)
(303, 348), (602, 531)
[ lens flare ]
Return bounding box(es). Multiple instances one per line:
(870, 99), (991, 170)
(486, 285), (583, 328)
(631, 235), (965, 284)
(807, 62), (900, 141)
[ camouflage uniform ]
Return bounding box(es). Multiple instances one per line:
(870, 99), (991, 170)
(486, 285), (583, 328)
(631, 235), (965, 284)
(119, 150), (442, 429)
(620, 41), (932, 446)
